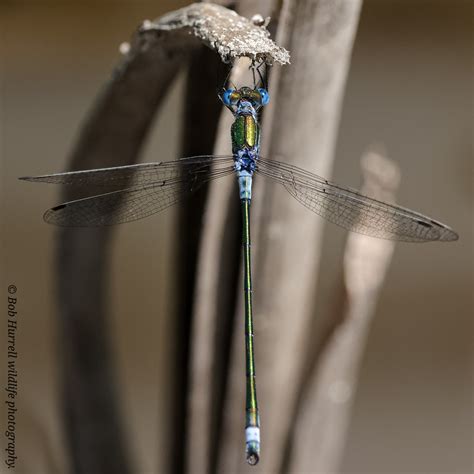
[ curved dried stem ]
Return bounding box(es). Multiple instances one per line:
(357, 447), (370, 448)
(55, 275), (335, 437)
(289, 149), (399, 474)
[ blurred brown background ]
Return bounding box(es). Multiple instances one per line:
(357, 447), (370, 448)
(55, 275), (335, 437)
(1, 1), (472, 473)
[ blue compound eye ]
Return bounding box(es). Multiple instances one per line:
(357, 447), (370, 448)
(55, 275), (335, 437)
(222, 89), (233, 106)
(257, 88), (270, 106)
(222, 89), (240, 106)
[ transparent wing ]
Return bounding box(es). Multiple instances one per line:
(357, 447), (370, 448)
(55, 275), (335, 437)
(22, 155), (235, 227)
(20, 155), (234, 189)
(256, 158), (458, 242)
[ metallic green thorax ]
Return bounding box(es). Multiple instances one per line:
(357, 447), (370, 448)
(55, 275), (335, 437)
(242, 199), (260, 462)
(231, 115), (260, 153)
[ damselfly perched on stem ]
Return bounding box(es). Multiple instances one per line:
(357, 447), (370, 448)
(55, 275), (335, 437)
(20, 67), (458, 466)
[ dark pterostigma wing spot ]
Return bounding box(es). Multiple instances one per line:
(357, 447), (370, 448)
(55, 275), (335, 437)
(417, 220), (432, 228)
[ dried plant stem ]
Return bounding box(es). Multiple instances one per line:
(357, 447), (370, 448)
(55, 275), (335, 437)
(218, 1), (363, 472)
(185, 3), (281, 472)
(289, 150), (399, 473)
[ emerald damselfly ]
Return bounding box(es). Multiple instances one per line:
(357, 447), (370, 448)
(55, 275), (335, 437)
(20, 84), (458, 466)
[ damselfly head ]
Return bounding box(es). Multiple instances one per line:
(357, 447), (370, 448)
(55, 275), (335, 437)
(221, 87), (270, 109)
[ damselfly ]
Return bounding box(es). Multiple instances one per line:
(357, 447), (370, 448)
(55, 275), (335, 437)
(20, 81), (458, 466)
